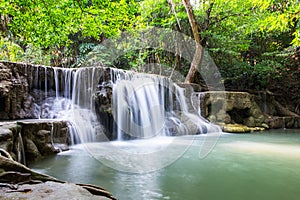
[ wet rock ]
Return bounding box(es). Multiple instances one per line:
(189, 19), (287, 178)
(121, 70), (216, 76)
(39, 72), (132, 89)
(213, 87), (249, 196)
(0, 120), (70, 164)
(94, 68), (115, 140)
(220, 123), (266, 133)
(18, 120), (70, 163)
(0, 155), (116, 200)
(196, 91), (266, 130)
(24, 138), (42, 160)
(0, 62), (41, 120)
(220, 123), (251, 133)
(266, 116), (300, 129)
(0, 122), (22, 162)
(244, 116), (255, 127)
(177, 112), (202, 135)
(0, 181), (113, 200)
(0, 61), (62, 120)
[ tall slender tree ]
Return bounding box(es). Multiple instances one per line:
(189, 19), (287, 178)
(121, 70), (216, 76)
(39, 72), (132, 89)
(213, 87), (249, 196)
(182, 0), (202, 83)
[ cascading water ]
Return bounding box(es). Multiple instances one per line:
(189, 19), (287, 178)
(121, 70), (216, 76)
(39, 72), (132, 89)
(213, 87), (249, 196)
(16, 132), (26, 165)
(36, 65), (220, 145)
(41, 67), (103, 144)
(27, 65), (222, 173)
(110, 68), (220, 140)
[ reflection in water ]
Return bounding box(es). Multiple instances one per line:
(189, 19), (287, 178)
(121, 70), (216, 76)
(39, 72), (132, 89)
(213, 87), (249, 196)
(222, 141), (300, 158)
(31, 130), (300, 200)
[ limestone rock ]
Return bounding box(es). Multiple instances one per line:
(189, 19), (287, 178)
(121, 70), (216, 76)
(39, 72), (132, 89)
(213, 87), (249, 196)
(0, 121), (70, 164)
(220, 123), (265, 133)
(221, 124), (251, 133)
(18, 120), (70, 163)
(24, 138), (42, 160)
(196, 91), (266, 129)
(0, 181), (113, 200)
(0, 122), (22, 162)
(0, 155), (116, 200)
(0, 62), (41, 119)
(94, 68), (115, 140)
(266, 116), (300, 129)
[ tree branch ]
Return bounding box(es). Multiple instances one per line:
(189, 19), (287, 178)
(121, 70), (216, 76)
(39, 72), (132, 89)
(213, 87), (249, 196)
(167, 0), (182, 30)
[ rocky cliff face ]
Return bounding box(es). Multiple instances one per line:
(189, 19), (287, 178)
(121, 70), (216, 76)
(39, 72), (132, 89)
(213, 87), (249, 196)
(0, 62), (36, 119)
(0, 61), (58, 119)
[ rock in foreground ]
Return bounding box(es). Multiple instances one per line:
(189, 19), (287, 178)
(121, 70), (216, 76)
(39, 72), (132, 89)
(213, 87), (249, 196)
(0, 154), (116, 200)
(0, 181), (112, 200)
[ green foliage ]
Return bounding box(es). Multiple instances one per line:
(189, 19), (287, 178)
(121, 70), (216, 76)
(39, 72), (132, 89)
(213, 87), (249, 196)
(1, 0), (140, 48)
(0, 0), (299, 91)
(71, 43), (97, 67)
(0, 0), (141, 66)
(0, 36), (51, 64)
(0, 36), (23, 61)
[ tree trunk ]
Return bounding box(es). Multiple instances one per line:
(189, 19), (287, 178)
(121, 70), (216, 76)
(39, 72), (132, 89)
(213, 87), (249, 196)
(182, 0), (203, 83)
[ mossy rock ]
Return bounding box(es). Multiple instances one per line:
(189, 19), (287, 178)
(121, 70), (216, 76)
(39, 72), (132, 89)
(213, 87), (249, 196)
(220, 123), (265, 133)
(220, 123), (251, 133)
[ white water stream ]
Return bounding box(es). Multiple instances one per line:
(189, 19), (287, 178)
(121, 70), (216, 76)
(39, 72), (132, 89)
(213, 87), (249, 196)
(37, 66), (220, 144)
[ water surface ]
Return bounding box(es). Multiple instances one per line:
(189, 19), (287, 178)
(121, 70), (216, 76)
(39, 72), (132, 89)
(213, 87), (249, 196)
(30, 129), (300, 200)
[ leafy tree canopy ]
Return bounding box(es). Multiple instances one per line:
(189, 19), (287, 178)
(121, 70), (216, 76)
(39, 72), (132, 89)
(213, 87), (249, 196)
(1, 0), (141, 47)
(0, 0), (299, 90)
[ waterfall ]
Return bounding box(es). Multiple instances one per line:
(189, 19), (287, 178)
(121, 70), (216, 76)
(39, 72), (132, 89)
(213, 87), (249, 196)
(67, 122), (82, 144)
(42, 67), (102, 144)
(44, 67), (47, 98)
(35, 66), (39, 89)
(38, 66), (220, 144)
(113, 76), (168, 139)
(111, 68), (220, 140)
(16, 132), (26, 165)
(53, 68), (59, 98)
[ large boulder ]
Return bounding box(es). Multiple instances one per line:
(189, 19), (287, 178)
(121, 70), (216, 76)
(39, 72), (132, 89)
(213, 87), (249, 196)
(0, 155), (116, 200)
(196, 91), (266, 129)
(18, 120), (70, 163)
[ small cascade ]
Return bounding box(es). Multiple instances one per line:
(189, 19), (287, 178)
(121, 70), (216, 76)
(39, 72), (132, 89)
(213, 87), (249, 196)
(34, 66), (39, 89)
(192, 93), (202, 116)
(67, 122), (82, 145)
(50, 123), (62, 151)
(53, 68), (74, 99)
(41, 67), (103, 143)
(282, 117), (286, 130)
(16, 132), (26, 165)
(72, 67), (99, 110)
(63, 69), (73, 99)
(44, 67), (47, 98)
(53, 68), (60, 98)
(110, 68), (220, 140)
(113, 76), (169, 139)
